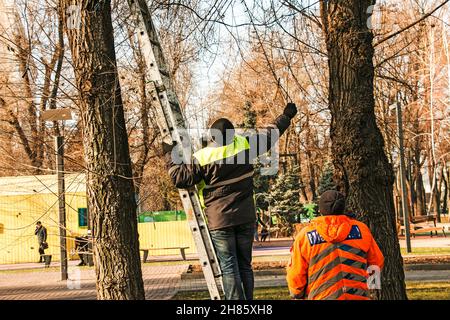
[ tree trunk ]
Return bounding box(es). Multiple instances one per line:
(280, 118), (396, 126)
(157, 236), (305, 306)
(406, 152), (415, 217)
(320, 0), (407, 300)
(435, 166), (442, 223)
(305, 114), (317, 200)
(413, 143), (427, 216)
(60, 0), (145, 299)
(442, 166), (449, 216)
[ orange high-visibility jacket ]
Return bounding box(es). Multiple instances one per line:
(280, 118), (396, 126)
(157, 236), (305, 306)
(286, 215), (384, 300)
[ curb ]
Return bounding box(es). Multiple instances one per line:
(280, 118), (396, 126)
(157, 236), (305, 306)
(182, 264), (450, 280)
(404, 264), (450, 271)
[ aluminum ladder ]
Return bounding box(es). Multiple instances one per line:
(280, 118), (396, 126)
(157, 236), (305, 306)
(126, 0), (223, 300)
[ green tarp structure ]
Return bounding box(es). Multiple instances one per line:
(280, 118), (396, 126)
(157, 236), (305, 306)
(138, 210), (186, 223)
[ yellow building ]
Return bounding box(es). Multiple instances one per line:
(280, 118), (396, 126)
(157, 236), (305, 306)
(0, 174), (196, 264)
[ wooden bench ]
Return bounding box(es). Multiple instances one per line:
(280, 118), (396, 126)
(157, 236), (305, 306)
(398, 215), (446, 237)
(140, 247), (190, 262)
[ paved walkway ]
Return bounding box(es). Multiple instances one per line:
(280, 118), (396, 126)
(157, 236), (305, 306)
(1, 236), (449, 300)
(1, 236), (448, 273)
(179, 269), (450, 292)
(1, 263), (448, 300)
(0, 264), (189, 300)
(399, 237), (450, 248)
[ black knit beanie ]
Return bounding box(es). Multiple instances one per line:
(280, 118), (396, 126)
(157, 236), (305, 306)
(319, 190), (346, 216)
(209, 118), (235, 146)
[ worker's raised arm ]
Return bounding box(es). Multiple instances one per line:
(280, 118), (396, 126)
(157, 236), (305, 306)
(247, 103), (297, 160)
(163, 142), (204, 189)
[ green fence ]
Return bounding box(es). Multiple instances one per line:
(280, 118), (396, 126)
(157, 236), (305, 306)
(138, 210), (186, 223)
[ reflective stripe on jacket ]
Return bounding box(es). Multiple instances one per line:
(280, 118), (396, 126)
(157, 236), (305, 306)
(286, 215), (385, 300)
(194, 135), (251, 208)
(165, 114), (292, 230)
(194, 135), (250, 166)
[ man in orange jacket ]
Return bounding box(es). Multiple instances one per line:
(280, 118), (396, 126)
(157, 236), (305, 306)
(286, 190), (384, 300)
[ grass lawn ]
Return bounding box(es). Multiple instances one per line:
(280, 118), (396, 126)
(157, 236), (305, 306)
(406, 282), (450, 300)
(173, 282), (450, 300)
(400, 247), (450, 256)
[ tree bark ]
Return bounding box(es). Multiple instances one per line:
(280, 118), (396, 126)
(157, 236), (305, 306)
(60, 0), (145, 299)
(320, 0), (407, 299)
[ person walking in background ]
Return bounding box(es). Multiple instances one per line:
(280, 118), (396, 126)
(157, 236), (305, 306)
(286, 190), (384, 300)
(34, 221), (47, 263)
(254, 208), (266, 242)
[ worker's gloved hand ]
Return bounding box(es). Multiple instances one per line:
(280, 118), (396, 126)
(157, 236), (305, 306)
(283, 102), (297, 119)
(162, 141), (176, 155)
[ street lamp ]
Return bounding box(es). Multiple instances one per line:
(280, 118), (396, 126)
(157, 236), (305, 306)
(42, 108), (73, 281)
(389, 97), (412, 253)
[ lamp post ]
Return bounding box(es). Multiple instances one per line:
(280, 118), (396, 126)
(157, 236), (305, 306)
(390, 98), (412, 253)
(42, 109), (73, 280)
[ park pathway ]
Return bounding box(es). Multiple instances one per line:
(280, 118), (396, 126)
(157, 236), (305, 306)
(0, 264), (189, 300)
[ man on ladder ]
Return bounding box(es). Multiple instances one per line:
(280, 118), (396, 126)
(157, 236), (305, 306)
(162, 103), (297, 300)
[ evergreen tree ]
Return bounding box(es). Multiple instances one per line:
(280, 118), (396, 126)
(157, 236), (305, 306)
(239, 101), (257, 129)
(269, 165), (303, 234)
(302, 202), (318, 221)
(254, 162), (271, 211)
(318, 162), (337, 195)
(240, 101), (271, 210)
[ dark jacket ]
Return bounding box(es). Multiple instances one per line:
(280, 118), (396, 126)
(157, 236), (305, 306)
(35, 226), (47, 244)
(166, 114), (292, 230)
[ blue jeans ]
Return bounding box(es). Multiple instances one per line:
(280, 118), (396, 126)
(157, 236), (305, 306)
(210, 222), (255, 300)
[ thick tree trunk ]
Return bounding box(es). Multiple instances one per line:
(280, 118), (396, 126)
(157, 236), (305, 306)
(60, 0), (145, 299)
(320, 0), (407, 299)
